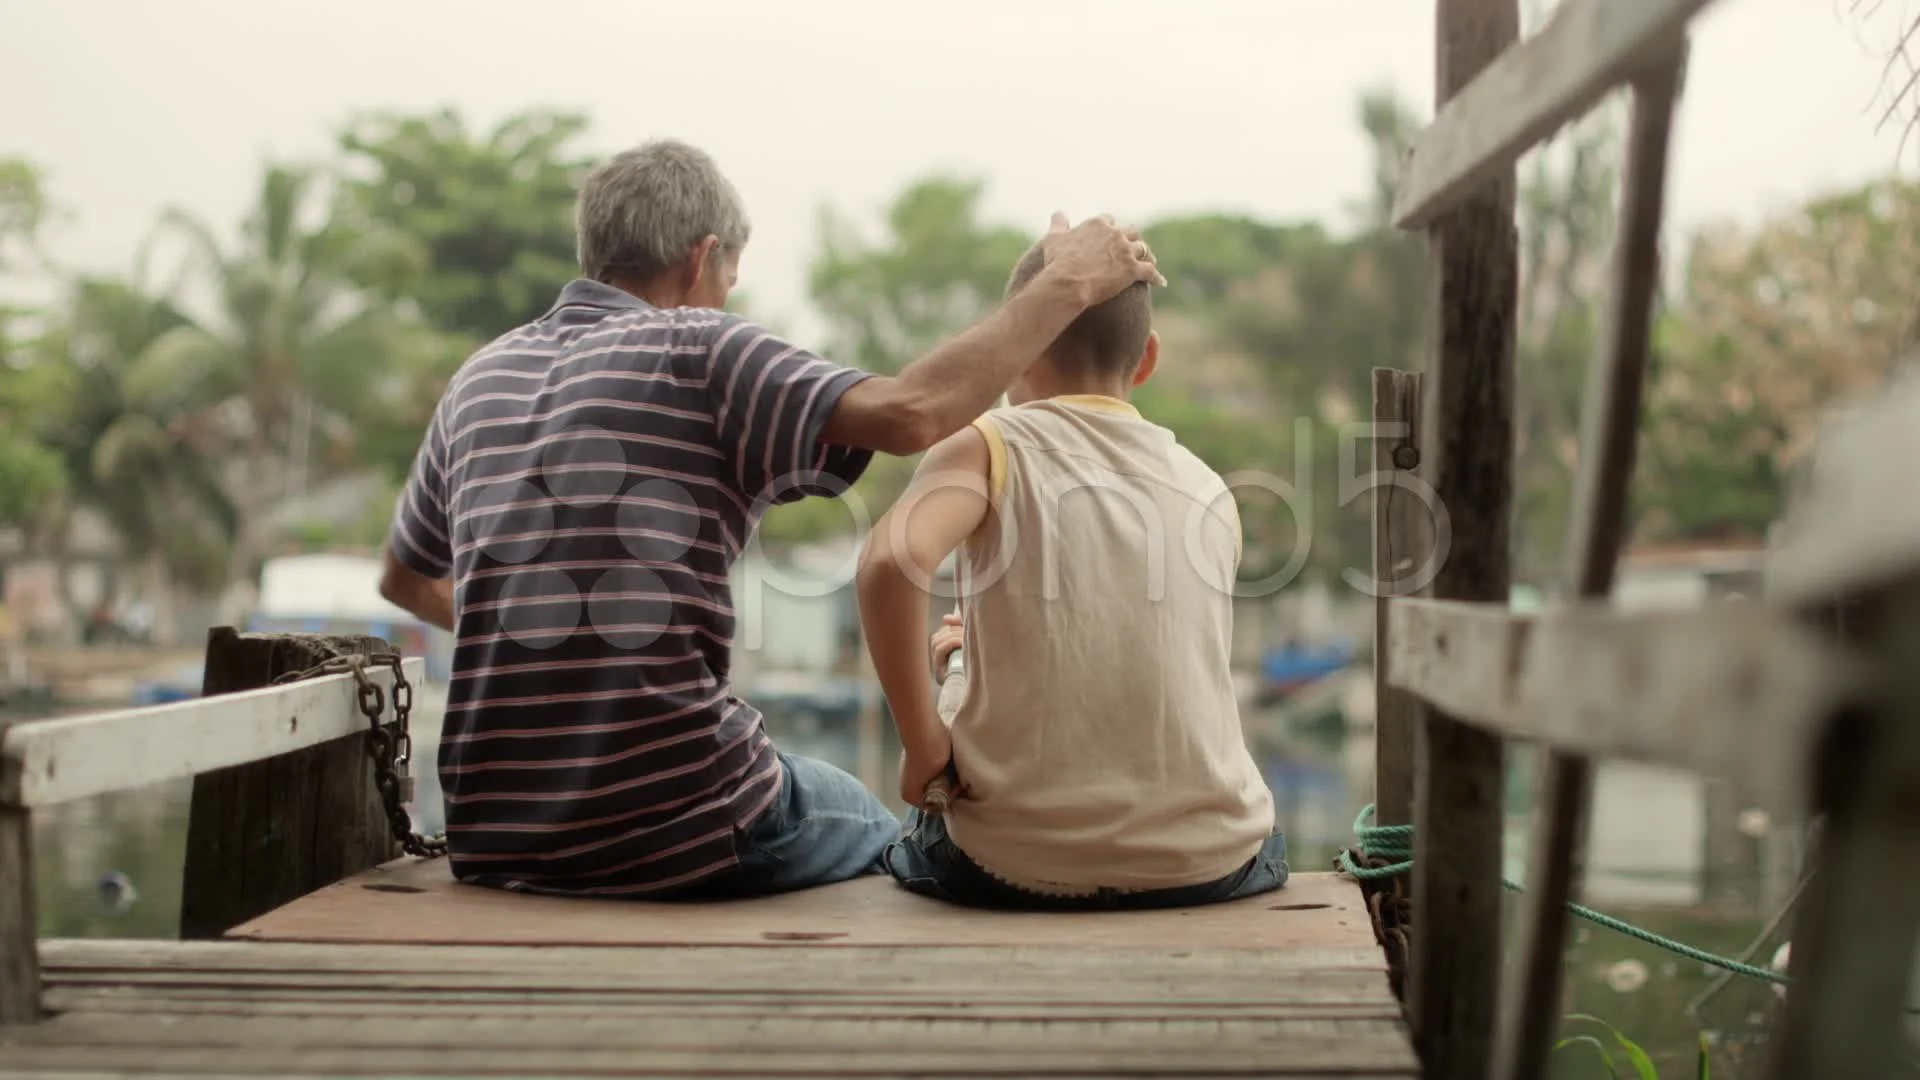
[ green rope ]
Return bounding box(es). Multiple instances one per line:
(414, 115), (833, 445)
(1337, 804), (1791, 987)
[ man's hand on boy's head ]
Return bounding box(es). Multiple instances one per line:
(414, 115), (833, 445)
(1038, 211), (1167, 306)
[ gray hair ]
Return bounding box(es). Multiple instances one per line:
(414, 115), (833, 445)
(574, 140), (751, 281)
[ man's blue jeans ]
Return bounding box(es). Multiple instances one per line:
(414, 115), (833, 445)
(693, 751), (899, 898)
(884, 808), (1290, 910)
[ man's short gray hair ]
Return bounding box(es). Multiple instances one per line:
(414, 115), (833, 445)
(575, 139), (751, 281)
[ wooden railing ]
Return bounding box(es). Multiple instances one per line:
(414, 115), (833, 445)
(0, 628), (423, 1023)
(1375, 0), (1920, 1077)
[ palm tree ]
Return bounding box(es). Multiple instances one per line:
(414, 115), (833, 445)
(31, 261), (236, 640)
(132, 164), (419, 592)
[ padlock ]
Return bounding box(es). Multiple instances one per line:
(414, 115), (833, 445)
(394, 759), (416, 804)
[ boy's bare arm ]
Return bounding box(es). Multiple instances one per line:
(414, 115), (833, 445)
(855, 428), (993, 802)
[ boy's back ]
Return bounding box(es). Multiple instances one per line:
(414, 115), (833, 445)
(944, 394), (1276, 894)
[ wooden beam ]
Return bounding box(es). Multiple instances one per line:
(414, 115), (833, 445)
(1387, 598), (1857, 807)
(1492, 44), (1687, 1080)
(1369, 368), (1432, 829)
(1769, 583), (1920, 1078)
(1409, 0), (1518, 1072)
(0, 756), (39, 1024)
(0, 650), (422, 809)
(180, 629), (410, 939)
(1393, 0), (1718, 228)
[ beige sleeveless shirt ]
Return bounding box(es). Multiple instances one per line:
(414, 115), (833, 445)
(941, 394), (1275, 893)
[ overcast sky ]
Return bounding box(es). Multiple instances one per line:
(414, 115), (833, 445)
(4, 0), (1917, 341)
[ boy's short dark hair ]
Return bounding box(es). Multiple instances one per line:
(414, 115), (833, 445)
(1005, 242), (1153, 378)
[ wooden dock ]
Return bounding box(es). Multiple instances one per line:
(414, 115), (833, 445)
(0, 630), (1417, 1077)
(5, 865), (1415, 1077)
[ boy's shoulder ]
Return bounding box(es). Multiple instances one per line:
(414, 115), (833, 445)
(1165, 437), (1229, 492)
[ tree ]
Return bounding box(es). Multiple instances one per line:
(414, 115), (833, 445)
(0, 156), (51, 317)
(809, 176), (1035, 376)
(134, 163), (430, 586)
(31, 272), (236, 610)
(0, 157), (64, 530)
(335, 107), (592, 342)
(0, 375), (66, 529)
(1140, 92), (1432, 580)
(1635, 180), (1920, 539)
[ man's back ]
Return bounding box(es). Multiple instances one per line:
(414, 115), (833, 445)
(389, 280), (870, 896)
(943, 395), (1275, 893)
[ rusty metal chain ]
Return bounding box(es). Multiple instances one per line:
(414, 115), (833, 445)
(274, 652), (448, 859)
(1336, 848), (1411, 1003)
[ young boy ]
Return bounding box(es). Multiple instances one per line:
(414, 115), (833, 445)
(853, 240), (1287, 910)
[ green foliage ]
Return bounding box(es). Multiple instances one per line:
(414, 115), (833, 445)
(24, 274), (237, 590)
(0, 155), (53, 368)
(0, 427), (64, 527)
(1558, 1013), (1661, 1079)
(0, 156), (49, 275)
(810, 176), (1033, 375)
(1553, 1013), (1716, 1080)
(335, 107), (591, 342)
(1141, 213), (1318, 309)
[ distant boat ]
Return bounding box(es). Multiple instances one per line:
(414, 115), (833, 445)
(1257, 639), (1358, 705)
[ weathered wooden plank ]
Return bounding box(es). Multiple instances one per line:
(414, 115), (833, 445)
(0, 644), (422, 808)
(0, 774), (36, 1024)
(0, 1049), (1413, 1080)
(39, 938), (1387, 986)
(180, 630), (410, 939)
(1768, 584), (1920, 1078)
(1369, 368), (1432, 829)
(40, 987), (1403, 1021)
(43, 963), (1392, 1000)
(0, 1011), (1420, 1075)
(1411, 4), (1519, 1071)
(1394, 0), (1716, 228)
(1767, 368), (1920, 607)
(1387, 598), (1856, 805)
(0, 1053), (1413, 1076)
(225, 860), (1377, 952)
(1491, 44), (1687, 1080)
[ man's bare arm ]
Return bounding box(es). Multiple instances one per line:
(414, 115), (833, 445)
(820, 214), (1162, 456)
(379, 547), (455, 633)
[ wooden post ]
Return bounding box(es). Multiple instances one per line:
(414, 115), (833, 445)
(1769, 584), (1920, 1078)
(1371, 368), (1429, 829)
(1409, 0), (1520, 1073)
(0, 756), (38, 1023)
(178, 627), (399, 939)
(1490, 43), (1685, 1080)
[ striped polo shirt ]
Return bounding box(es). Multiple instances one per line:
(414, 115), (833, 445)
(388, 278), (874, 896)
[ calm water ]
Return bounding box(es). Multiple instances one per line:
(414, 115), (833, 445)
(23, 688), (1796, 1078)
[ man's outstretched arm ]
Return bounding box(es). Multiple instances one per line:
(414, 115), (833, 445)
(821, 213), (1162, 456)
(855, 427), (994, 807)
